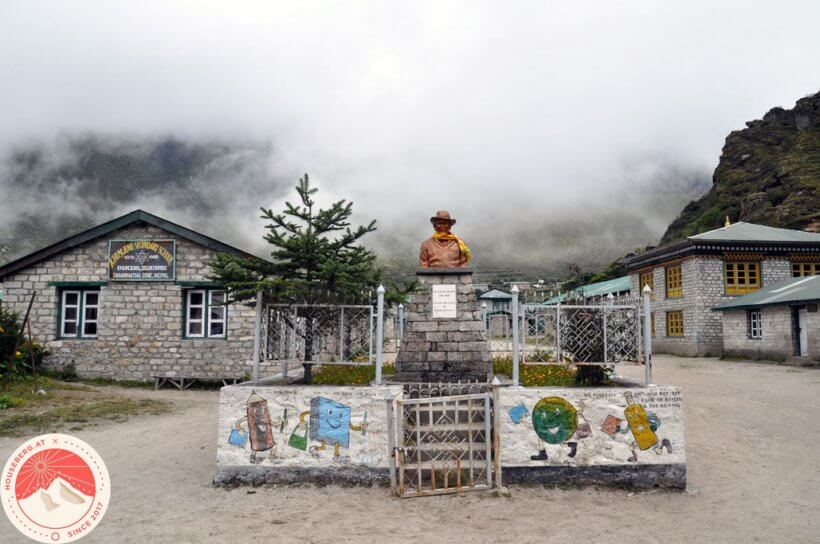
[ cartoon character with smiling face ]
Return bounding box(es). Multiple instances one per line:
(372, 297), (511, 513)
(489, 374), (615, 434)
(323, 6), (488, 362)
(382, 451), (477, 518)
(304, 397), (366, 460)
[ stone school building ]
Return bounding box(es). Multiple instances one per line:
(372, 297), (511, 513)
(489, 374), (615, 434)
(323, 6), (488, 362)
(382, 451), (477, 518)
(627, 222), (820, 357)
(0, 210), (261, 381)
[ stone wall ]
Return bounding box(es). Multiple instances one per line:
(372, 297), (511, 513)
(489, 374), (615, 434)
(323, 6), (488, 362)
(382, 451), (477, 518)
(1, 224), (260, 380)
(216, 384), (402, 485)
(498, 386), (684, 486)
(394, 271), (492, 382)
(216, 384), (686, 488)
(631, 255), (792, 358)
(722, 306), (819, 362)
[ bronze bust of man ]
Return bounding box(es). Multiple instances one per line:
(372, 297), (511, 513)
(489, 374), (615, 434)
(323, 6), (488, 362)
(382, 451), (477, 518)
(419, 210), (472, 268)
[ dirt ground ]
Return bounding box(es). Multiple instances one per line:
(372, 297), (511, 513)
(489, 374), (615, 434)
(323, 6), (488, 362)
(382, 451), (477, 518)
(1, 355), (818, 543)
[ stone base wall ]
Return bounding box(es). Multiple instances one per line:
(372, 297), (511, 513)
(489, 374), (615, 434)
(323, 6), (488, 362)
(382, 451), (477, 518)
(1, 224), (257, 381)
(216, 384), (686, 489)
(394, 270), (492, 382)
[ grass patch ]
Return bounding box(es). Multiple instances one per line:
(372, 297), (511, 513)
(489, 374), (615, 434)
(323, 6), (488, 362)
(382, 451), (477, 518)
(311, 364), (395, 385)
(0, 398), (172, 437)
(493, 357), (576, 386)
(80, 377), (155, 389)
(0, 376), (173, 437)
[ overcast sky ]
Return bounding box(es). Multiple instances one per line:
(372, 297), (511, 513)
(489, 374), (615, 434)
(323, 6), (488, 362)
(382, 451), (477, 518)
(1, 1), (818, 264)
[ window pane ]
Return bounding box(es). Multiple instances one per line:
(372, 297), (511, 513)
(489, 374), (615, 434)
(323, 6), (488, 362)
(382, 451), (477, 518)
(83, 322), (97, 336)
(65, 292), (79, 305)
(64, 322), (77, 335)
(65, 307), (77, 321)
(189, 307), (203, 320)
(189, 322), (202, 335)
(190, 292), (204, 305)
(85, 307), (98, 321)
(85, 293), (99, 306)
(210, 307), (225, 321)
(210, 322), (224, 336)
(211, 291), (225, 305)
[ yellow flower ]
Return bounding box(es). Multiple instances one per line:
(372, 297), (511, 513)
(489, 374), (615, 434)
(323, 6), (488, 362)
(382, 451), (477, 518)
(15, 351), (22, 358)
(0, 326), (4, 333)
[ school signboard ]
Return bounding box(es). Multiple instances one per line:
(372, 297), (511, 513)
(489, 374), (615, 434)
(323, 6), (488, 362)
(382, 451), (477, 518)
(108, 240), (176, 281)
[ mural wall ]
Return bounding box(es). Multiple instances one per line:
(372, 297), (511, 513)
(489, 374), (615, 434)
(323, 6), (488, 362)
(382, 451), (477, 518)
(217, 385), (402, 470)
(498, 386), (685, 466)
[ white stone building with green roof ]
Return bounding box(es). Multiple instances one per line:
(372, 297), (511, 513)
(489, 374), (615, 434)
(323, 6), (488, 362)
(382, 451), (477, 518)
(712, 276), (819, 362)
(626, 222), (820, 357)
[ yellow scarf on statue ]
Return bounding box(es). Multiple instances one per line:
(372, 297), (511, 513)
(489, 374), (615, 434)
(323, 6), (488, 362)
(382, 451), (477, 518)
(433, 232), (472, 263)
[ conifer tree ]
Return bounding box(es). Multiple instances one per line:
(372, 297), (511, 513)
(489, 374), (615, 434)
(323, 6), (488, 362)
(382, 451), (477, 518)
(209, 174), (388, 382)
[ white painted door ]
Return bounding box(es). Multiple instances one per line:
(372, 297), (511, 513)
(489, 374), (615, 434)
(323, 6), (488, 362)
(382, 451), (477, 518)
(798, 308), (808, 356)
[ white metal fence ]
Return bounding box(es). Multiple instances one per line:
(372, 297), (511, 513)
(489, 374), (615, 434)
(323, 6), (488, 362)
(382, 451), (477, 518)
(249, 285), (653, 386)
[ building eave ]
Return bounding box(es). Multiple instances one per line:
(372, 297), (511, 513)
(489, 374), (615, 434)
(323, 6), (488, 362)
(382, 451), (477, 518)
(0, 209), (265, 280)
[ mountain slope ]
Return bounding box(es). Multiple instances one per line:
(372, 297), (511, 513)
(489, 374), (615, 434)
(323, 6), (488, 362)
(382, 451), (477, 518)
(661, 91), (820, 244)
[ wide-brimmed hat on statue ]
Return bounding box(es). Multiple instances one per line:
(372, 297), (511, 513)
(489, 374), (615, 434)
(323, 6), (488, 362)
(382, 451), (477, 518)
(430, 210), (456, 225)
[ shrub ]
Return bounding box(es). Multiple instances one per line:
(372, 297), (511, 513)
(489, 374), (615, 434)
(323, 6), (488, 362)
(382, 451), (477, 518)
(493, 356), (575, 387)
(60, 362), (79, 382)
(311, 364), (395, 385)
(573, 365), (611, 386)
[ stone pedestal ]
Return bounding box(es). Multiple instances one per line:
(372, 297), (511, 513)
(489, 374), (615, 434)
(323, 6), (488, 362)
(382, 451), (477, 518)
(394, 268), (492, 382)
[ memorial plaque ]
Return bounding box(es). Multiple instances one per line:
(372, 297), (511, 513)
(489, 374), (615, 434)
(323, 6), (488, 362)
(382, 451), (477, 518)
(431, 284), (457, 318)
(108, 240), (176, 281)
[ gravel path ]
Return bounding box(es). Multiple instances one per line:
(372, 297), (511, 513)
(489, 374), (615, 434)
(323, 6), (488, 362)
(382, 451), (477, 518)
(1, 355), (818, 543)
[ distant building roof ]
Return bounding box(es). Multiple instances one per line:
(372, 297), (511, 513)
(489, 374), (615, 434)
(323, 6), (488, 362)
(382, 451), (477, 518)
(478, 289), (512, 300)
(690, 222), (820, 243)
(544, 275), (631, 304)
(712, 275), (820, 311)
(627, 222), (820, 270)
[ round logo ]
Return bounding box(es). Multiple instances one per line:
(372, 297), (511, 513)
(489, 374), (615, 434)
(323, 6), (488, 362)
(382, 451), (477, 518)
(2, 434), (110, 543)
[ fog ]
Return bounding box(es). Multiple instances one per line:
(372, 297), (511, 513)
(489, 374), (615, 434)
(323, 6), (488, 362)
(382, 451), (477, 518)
(1, 1), (818, 276)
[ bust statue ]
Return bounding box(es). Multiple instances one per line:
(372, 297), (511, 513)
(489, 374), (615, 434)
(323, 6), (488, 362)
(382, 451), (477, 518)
(419, 210), (472, 268)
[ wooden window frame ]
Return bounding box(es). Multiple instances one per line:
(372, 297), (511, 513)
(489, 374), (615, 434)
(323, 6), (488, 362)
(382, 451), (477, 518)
(792, 262), (819, 277)
(747, 310), (762, 339)
(724, 262), (761, 296)
(59, 288), (100, 339)
(666, 266), (682, 298)
(666, 311), (683, 337)
(639, 270), (654, 294)
(184, 288), (228, 339)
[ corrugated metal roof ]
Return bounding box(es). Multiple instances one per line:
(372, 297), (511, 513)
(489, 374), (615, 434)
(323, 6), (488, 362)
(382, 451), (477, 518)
(712, 275), (820, 311)
(478, 289), (512, 300)
(544, 275), (631, 304)
(690, 222), (820, 242)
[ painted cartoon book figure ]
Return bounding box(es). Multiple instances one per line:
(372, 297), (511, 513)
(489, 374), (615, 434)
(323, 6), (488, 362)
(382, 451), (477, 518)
(623, 392), (657, 450)
(284, 397), (367, 461)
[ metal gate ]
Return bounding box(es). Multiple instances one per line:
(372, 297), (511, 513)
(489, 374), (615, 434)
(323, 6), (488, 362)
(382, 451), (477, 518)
(387, 392), (493, 497)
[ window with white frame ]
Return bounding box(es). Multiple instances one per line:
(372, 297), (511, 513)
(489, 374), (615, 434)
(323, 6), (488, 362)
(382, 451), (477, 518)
(748, 310), (762, 339)
(185, 289), (227, 338)
(60, 289), (100, 338)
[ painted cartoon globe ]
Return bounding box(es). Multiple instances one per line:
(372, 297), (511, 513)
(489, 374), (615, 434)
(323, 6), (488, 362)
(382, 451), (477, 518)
(532, 397), (577, 444)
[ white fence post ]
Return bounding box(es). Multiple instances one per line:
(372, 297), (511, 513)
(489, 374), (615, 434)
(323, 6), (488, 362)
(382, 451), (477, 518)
(252, 290), (263, 385)
(375, 285), (385, 385)
(511, 285), (520, 387)
(642, 284), (653, 385)
(398, 303), (404, 341)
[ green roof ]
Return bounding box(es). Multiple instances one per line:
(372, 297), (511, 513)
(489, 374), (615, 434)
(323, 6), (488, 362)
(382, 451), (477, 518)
(712, 276), (820, 311)
(544, 275), (631, 304)
(478, 289), (512, 300)
(690, 222), (820, 243)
